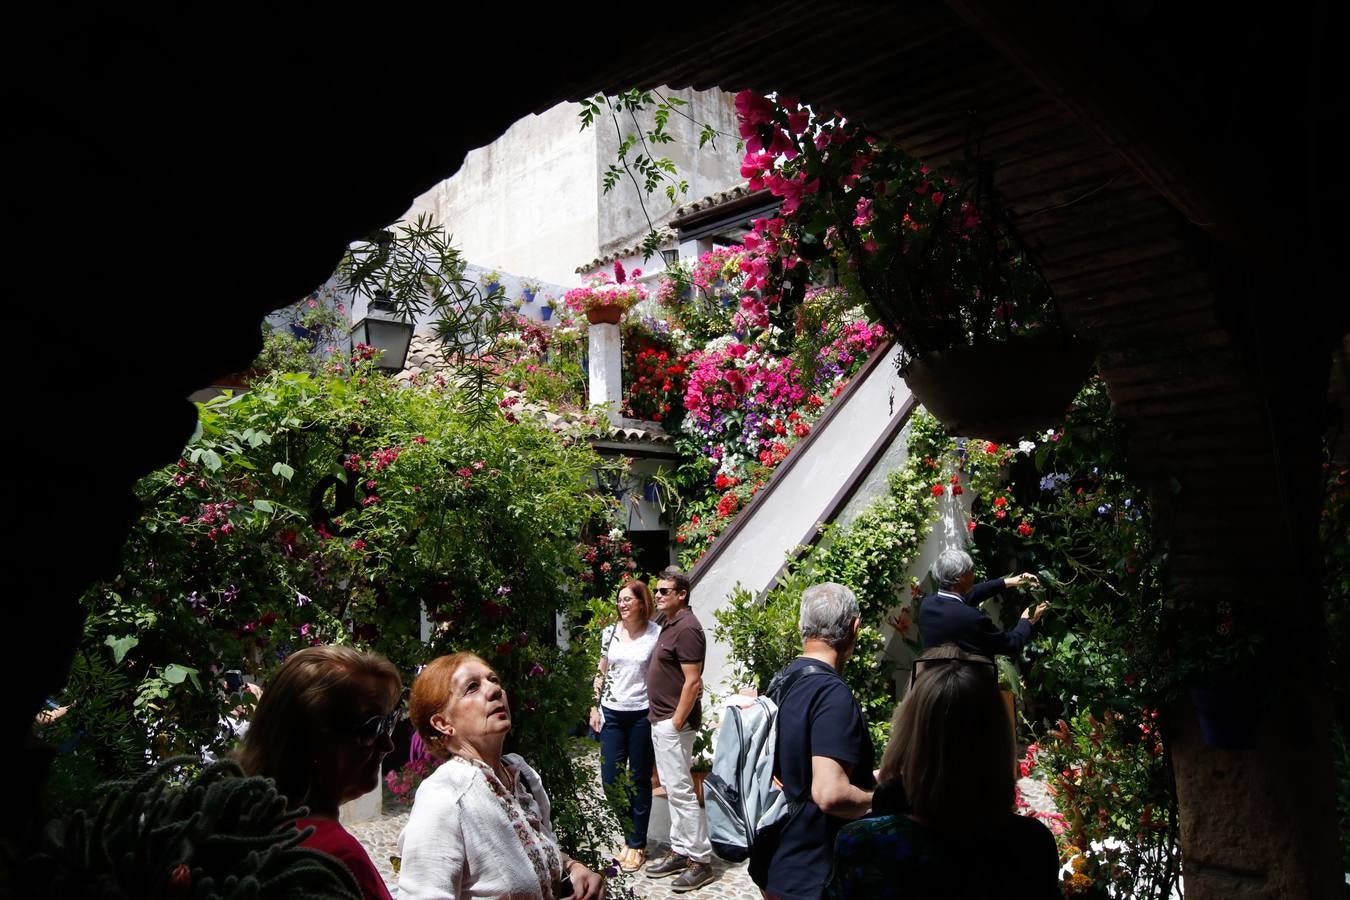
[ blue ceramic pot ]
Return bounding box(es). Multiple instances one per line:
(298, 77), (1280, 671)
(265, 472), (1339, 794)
(540, 305), (553, 321)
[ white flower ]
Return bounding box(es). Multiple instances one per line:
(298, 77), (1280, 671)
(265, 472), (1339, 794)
(703, 334), (735, 354)
(608, 527), (624, 541)
(1018, 440), (1036, 454)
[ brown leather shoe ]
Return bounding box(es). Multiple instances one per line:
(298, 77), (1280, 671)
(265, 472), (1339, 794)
(670, 861), (714, 892)
(645, 852), (689, 878)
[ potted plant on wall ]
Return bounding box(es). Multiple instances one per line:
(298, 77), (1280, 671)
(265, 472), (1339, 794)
(480, 269), (504, 298)
(538, 293), (554, 321)
(520, 279), (540, 304)
(564, 262), (647, 325)
(736, 92), (1095, 442)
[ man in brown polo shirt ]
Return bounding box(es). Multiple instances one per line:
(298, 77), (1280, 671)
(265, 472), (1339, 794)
(643, 566), (714, 892)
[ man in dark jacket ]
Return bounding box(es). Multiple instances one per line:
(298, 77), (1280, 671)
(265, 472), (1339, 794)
(918, 549), (1048, 656)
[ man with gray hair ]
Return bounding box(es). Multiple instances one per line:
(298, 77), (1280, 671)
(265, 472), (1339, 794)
(918, 548), (1048, 657)
(750, 582), (875, 899)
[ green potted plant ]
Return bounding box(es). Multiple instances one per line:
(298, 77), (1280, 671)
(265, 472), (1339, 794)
(735, 92), (1094, 442)
(520, 279), (541, 303)
(480, 269), (504, 298)
(538, 293), (555, 321)
(690, 717), (715, 806)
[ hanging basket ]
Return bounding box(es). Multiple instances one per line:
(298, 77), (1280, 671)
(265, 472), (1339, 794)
(900, 334), (1095, 443)
(585, 305), (624, 326)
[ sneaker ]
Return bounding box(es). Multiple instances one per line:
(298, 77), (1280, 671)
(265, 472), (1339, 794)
(670, 861), (714, 892)
(645, 852), (689, 878)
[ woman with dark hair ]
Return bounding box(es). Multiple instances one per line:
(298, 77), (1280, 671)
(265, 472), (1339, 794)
(397, 652), (604, 899)
(587, 579), (660, 872)
(826, 644), (1060, 899)
(239, 645), (401, 900)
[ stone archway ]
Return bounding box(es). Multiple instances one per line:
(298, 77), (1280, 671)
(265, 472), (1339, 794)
(14, 4), (1340, 895)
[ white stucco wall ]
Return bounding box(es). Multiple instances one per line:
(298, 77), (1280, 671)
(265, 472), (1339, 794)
(594, 89), (744, 256)
(403, 88), (744, 287)
(403, 102), (598, 286)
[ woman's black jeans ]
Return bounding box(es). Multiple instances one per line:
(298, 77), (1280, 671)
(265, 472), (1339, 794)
(599, 706), (653, 849)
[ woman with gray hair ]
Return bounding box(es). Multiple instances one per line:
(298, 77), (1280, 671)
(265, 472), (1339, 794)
(916, 549), (1048, 658)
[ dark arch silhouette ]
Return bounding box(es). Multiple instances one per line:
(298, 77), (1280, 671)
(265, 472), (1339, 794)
(12, 4), (1340, 895)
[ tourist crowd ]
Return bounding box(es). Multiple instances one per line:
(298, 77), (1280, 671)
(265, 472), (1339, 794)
(230, 550), (1057, 899)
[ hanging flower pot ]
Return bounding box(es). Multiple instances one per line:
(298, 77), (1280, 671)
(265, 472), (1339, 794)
(899, 334), (1095, 443)
(735, 92), (1092, 444)
(585, 305), (624, 325)
(520, 286), (536, 303)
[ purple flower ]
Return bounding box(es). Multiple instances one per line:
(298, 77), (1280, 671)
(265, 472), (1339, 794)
(187, 591), (208, 614)
(296, 592), (312, 607)
(221, 584), (240, 604)
(1039, 472), (1070, 493)
(527, 663), (546, 678)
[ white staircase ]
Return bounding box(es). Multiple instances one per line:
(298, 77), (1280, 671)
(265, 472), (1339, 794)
(688, 341), (915, 695)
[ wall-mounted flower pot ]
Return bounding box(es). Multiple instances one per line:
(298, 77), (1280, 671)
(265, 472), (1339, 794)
(288, 323), (317, 343)
(520, 287), (535, 303)
(586, 306), (623, 325)
(483, 280), (501, 297)
(539, 305), (553, 321)
(900, 334), (1095, 443)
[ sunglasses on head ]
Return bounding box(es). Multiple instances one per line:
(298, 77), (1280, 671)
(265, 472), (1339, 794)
(907, 655), (997, 690)
(347, 710), (400, 745)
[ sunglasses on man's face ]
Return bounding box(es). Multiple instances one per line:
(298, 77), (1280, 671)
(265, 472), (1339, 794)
(654, 587), (679, 596)
(347, 710), (400, 745)
(907, 656), (997, 690)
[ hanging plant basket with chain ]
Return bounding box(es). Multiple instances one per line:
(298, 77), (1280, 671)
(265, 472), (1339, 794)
(736, 93), (1095, 440)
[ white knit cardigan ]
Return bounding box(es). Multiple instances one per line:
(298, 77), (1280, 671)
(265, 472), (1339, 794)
(396, 753), (559, 899)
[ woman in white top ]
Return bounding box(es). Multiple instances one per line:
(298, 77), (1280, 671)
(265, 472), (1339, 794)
(587, 579), (662, 873)
(398, 652), (604, 900)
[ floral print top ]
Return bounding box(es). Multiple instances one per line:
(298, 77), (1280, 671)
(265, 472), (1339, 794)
(450, 754), (562, 899)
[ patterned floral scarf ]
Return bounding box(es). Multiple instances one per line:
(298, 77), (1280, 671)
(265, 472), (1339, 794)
(449, 755), (562, 899)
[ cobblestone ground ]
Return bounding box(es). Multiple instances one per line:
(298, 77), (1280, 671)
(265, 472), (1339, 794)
(348, 777), (1060, 898)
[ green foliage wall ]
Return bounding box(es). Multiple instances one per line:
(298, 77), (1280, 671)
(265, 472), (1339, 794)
(51, 362), (617, 861)
(714, 411), (947, 754)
